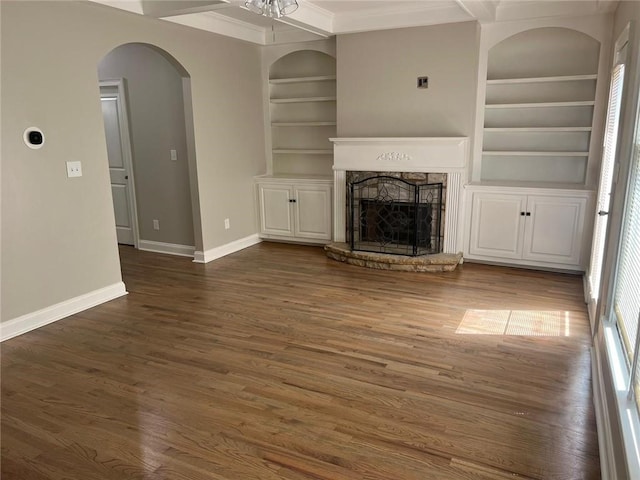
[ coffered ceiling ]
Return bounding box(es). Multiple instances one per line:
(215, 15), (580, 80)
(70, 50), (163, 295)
(90, 0), (618, 44)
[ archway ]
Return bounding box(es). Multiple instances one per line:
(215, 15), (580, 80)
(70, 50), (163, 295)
(97, 43), (202, 258)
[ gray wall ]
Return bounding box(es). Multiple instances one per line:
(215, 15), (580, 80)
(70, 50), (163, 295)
(98, 43), (195, 247)
(1, 1), (265, 321)
(336, 21), (480, 137)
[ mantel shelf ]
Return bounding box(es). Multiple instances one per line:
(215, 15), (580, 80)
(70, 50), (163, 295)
(272, 121), (337, 127)
(483, 151), (589, 157)
(485, 101), (595, 109)
(271, 96), (336, 104)
(486, 74), (597, 85)
(484, 127), (593, 132)
(273, 149), (333, 154)
(269, 75), (336, 84)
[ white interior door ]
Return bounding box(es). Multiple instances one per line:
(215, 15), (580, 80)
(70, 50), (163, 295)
(588, 33), (628, 304)
(100, 81), (138, 246)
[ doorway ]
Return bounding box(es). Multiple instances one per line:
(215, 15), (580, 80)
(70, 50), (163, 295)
(100, 80), (138, 246)
(97, 43), (201, 258)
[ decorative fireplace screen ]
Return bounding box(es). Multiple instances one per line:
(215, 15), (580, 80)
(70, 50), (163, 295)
(349, 175), (443, 256)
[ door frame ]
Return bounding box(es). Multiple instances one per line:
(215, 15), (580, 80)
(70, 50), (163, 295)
(100, 78), (140, 249)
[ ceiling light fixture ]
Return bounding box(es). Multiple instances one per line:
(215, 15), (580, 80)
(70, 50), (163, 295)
(245, 0), (298, 18)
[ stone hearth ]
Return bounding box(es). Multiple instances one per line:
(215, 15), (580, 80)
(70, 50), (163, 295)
(325, 243), (463, 272)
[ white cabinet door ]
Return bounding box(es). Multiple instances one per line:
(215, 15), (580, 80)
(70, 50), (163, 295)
(258, 184), (294, 237)
(469, 193), (527, 259)
(523, 195), (586, 265)
(293, 184), (332, 240)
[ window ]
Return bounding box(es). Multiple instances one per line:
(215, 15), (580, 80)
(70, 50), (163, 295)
(613, 125), (640, 405)
(589, 63), (625, 300)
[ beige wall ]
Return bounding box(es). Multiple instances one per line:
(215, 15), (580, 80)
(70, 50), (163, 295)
(1, 1), (265, 321)
(336, 21), (480, 137)
(98, 43), (195, 247)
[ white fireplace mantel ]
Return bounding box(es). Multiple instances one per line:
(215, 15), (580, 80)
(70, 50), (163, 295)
(330, 137), (469, 172)
(330, 137), (470, 254)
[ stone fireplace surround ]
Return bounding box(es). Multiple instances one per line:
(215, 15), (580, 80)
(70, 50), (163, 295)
(330, 137), (469, 255)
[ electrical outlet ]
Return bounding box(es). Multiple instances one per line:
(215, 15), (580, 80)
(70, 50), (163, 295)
(170, 149), (177, 161)
(66, 161), (82, 178)
(153, 219), (160, 230)
(417, 76), (429, 89)
(224, 218), (230, 230)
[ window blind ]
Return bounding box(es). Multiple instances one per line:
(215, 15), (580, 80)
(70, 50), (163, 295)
(589, 64), (625, 299)
(615, 136), (640, 366)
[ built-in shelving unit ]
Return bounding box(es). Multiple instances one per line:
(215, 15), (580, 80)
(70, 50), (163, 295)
(480, 27), (601, 186)
(268, 50), (337, 177)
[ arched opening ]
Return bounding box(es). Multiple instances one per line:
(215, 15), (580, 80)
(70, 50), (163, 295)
(97, 43), (202, 258)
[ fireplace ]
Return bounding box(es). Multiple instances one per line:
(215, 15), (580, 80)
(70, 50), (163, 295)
(348, 174), (443, 256)
(331, 137), (469, 255)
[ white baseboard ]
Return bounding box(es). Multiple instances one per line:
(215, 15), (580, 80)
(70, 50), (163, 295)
(1, 282), (127, 342)
(193, 234), (261, 263)
(138, 240), (195, 257)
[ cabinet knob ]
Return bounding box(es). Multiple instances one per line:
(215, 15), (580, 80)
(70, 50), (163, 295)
(520, 211), (525, 216)
(526, 212), (531, 216)
(289, 199), (297, 203)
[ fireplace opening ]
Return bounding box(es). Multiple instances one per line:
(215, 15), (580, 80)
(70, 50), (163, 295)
(349, 175), (443, 256)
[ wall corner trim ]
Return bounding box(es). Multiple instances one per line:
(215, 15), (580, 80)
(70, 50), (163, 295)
(0, 282), (127, 342)
(193, 234), (262, 263)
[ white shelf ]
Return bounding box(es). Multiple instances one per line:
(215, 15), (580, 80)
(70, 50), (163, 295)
(273, 149), (333, 154)
(486, 74), (597, 85)
(485, 101), (595, 109)
(484, 127), (592, 132)
(271, 96), (336, 104)
(483, 151), (589, 157)
(272, 121), (337, 127)
(468, 181), (594, 191)
(269, 75), (336, 84)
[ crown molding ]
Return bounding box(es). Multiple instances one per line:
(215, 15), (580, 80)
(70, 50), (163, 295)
(279, 0), (334, 36)
(88, 0), (144, 15)
(455, 0), (498, 23)
(331, 3), (474, 34)
(164, 11), (268, 44)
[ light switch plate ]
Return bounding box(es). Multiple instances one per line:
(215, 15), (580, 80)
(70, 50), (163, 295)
(66, 161), (82, 178)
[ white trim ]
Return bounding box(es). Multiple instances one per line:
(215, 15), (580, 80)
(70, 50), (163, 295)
(193, 234), (261, 263)
(138, 240), (195, 257)
(592, 343), (619, 480)
(594, 325), (640, 480)
(330, 137), (469, 172)
(0, 282), (127, 342)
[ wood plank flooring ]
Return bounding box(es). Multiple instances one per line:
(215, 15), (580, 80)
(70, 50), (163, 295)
(1, 242), (600, 479)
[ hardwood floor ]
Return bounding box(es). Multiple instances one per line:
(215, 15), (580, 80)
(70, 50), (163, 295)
(1, 242), (600, 479)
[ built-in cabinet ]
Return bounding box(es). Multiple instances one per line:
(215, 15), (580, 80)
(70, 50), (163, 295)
(467, 187), (592, 270)
(466, 23), (609, 271)
(255, 46), (336, 245)
(256, 178), (332, 243)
